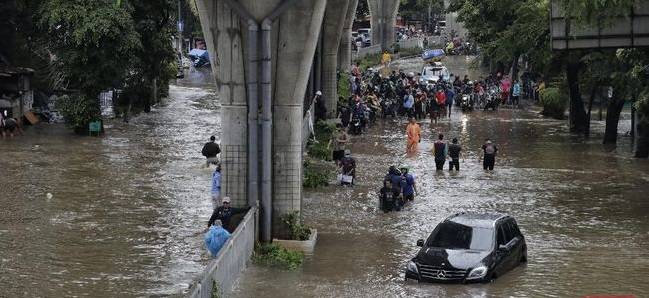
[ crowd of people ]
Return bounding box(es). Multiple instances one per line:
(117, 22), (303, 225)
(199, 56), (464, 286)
(325, 61), (520, 212)
(336, 62), (544, 138)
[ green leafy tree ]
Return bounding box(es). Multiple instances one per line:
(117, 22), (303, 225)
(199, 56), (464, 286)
(448, 0), (552, 77)
(123, 0), (177, 113)
(38, 0), (141, 102)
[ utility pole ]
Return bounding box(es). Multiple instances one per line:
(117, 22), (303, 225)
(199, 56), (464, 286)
(177, 0), (183, 54)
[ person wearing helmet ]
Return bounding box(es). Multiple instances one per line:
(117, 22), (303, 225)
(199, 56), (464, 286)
(379, 175), (396, 213)
(400, 165), (417, 202)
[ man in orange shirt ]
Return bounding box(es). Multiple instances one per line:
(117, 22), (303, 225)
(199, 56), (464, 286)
(406, 117), (422, 153)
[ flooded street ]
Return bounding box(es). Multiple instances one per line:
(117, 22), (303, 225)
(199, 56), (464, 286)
(0, 70), (218, 297)
(1, 56), (648, 298)
(232, 57), (649, 297)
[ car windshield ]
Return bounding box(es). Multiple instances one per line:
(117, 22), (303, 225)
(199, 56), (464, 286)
(426, 221), (493, 250)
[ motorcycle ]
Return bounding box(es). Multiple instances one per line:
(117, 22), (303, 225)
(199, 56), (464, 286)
(350, 113), (363, 135)
(460, 93), (474, 112)
(381, 98), (398, 118)
(483, 86), (500, 111)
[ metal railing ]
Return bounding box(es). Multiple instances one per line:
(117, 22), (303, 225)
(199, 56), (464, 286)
(186, 207), (258, 298)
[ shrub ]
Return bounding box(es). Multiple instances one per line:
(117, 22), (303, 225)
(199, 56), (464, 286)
(634, 89), (649, 117)
(303, 160), (329, 188)
(338, 71), (351, 106)
(280, 211), (312, 241)
(253, 243), (304, 270)
(306, 120), (335, 161)
(539, 87), (568, 119)
(354, 52), (382, 71)
(56, 95), (101, 132)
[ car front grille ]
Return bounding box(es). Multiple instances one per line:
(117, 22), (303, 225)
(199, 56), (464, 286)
(417, 263), (467, 280)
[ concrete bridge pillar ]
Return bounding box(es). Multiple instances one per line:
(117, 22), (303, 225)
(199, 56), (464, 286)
(368, 0), (400, 51)
(196, 0), (248, 207)
(338, 0), (358, 71)
(196, 0), (326, 238)
(322, 0), (351, 118)
(270, 0), (326, 237)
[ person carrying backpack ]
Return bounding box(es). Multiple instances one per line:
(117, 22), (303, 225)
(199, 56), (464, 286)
(481, 139), (498, 171)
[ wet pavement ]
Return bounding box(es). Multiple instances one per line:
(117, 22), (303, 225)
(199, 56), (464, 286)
(231, 56), (649, 297)
(0, 69), (218, 297)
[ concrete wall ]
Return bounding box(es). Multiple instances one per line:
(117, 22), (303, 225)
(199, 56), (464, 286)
(186, 208), (258, 298)
(398, 38), (423, 50)
(354, 44), (382, 60)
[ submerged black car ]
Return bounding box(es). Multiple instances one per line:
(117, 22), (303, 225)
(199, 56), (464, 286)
(405, 212), (527, 283)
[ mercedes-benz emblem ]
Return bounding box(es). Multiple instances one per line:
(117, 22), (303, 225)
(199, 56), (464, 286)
(436, 270), (446, 278)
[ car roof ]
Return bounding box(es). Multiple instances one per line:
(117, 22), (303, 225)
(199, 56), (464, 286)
(445, 212), (510, 228)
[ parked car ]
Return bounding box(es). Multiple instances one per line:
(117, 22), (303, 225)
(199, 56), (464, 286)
(405, 212), (527, 283)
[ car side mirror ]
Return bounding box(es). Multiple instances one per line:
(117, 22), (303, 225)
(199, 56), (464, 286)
(416, 239), (425, 247)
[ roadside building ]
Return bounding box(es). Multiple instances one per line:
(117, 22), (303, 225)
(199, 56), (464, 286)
(0, 66), (34, 120)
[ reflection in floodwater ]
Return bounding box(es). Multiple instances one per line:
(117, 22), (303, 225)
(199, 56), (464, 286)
(232, 56), (649, 298)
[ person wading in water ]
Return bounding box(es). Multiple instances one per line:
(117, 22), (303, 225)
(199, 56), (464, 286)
(406, 118), (421, 153)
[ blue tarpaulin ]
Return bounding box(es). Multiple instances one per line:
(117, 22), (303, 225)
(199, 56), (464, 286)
(421, 49), (445, 60)
(189, 48), (209, 59)
(189, 48), (210, 67)
(204, 225), (231, 256)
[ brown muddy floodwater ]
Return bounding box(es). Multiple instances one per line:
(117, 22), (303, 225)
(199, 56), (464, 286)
(1, 57), (648, 298)
(232, 56), (649, 298)
(0, 70), (219, 297)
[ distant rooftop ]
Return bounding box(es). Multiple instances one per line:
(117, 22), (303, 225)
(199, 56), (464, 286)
(0, 66), (35, 78)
